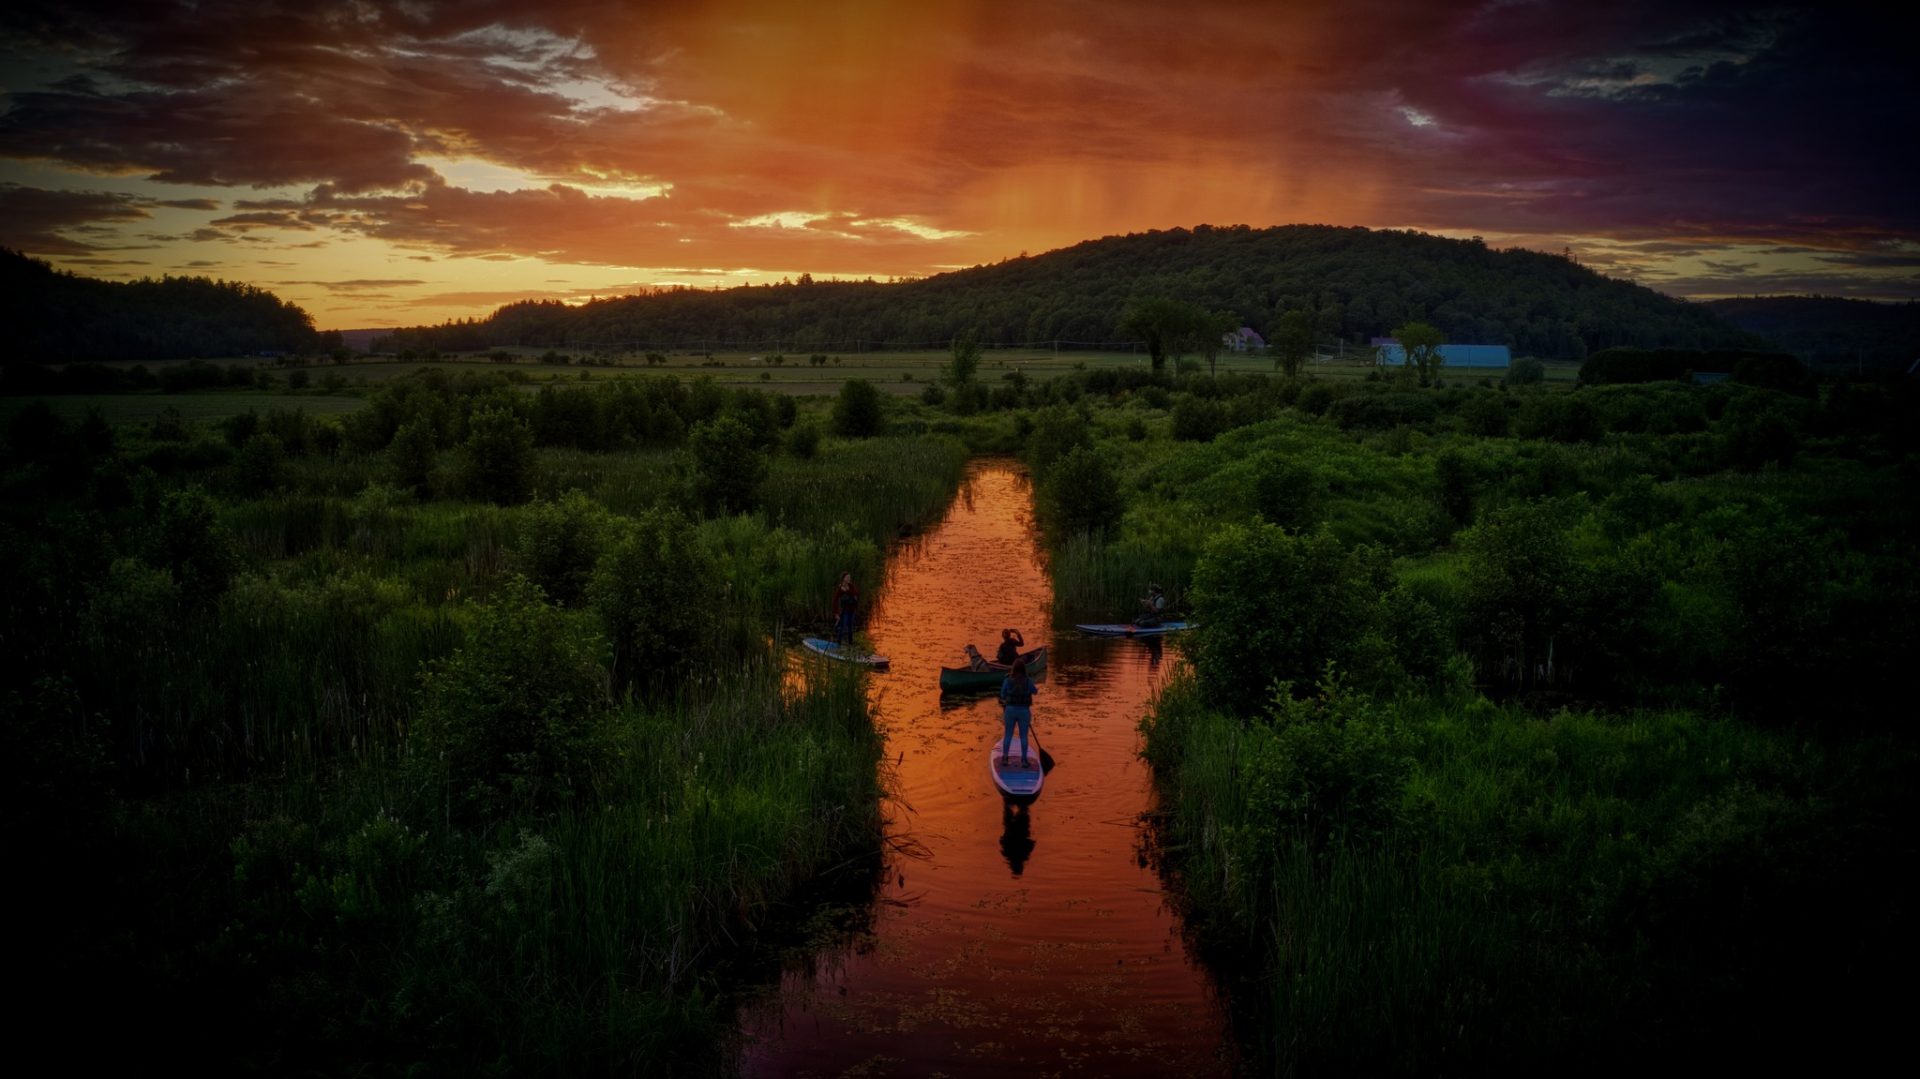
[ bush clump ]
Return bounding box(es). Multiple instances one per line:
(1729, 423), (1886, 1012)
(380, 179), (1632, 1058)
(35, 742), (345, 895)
(410, 576), (612, 821)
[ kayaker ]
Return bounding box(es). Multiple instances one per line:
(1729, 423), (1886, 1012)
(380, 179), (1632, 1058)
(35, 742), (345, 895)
(1137, 583), (1167, 627)
(995, 627), (1025, 665)
(999, 659), (1037, 768)
(831, 571), (860, 645)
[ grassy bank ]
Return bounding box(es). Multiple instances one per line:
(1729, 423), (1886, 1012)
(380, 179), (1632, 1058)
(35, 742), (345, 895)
(997, 361), (1917, 1068)
(1142, 678), (1911, 1072)
(7, 373), (968, 1072)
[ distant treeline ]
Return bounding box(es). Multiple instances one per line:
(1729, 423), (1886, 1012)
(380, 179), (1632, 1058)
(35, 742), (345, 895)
(2, 248), (324, 362)
(374, 225), (1758, 361)
(1578, 347), (1816, 394)
(0, 359), (288, 395)
(1705, 295), (1920, 371)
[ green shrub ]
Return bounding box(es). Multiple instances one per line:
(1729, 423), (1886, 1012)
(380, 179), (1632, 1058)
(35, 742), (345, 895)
(591, 508), (724, 690)
(1188, 523), (1385, 714)
(1236, 669), (1411, 855)
(144, 486), (236, 602)
(511, 491), (610, 607)
(831, 378), (883, 437)
(411, 576), (611, 821)
(1171, 395), (1228, 441)
(1026, 406), (1093, 477)
(786, 422), (821, 459)
(1036, 445), (1124, 539)
(384, 418), (438, 498)
(1718, 393), (1801, 471)
(1505, 357), (1546, 386)
(688, 413), (768, 514)
(1252, 455), (1322, 531)
(456, 406), (535, 504)
(1433, 449), (1474, 525)
(233, 432), (288, 496)
(1329, 391), (1439, 431)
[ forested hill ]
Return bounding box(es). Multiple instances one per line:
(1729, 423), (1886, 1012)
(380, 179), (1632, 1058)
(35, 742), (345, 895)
(1704, 296), (1920, 371)
(381, 225), (1755, 361)
(2, 248), (320, 362)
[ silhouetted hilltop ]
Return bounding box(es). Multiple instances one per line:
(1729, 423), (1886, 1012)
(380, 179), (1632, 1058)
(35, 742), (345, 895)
(1704, 295), (1920, 372)
(1, 248), (320, 363)
(379, 225), (1757, 361)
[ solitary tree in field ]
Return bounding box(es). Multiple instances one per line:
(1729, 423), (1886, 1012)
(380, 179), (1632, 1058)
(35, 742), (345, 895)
(1270, 310), (1315, 378)
(946, 330), (982, 387)
(1392, 321), (1446, 386)
(1120, 298), (1211, 374)
(1198, 310), (1238, 377)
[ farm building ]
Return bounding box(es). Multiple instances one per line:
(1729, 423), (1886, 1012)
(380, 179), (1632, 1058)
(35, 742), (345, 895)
(1373, 339), (1513, 368)
(1222, 326), (1266, 352)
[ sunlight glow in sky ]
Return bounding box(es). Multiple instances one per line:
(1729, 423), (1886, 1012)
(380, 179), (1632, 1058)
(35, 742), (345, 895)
(0, 0), (1911, 327)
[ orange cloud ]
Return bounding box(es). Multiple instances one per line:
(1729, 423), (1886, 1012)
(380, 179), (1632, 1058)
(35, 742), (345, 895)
(0, 0), (1912, 322)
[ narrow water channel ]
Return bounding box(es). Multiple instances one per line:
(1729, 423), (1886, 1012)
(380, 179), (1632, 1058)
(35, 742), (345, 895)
(742, 459), (1233, 1075)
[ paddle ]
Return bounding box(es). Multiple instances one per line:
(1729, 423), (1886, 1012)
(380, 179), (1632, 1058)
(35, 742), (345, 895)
(1032, 727), (1056, 774)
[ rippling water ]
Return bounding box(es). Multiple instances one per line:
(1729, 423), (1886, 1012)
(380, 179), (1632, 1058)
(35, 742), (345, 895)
(741, 460), (1232, 1076)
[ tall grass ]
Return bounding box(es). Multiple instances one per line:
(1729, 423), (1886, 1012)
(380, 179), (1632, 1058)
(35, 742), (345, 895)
(1142, 677), (1906, 1072)
(377, 662), (886, 1071)
(763, 434), (967, 541)
(83, 571), (461, 777)
(1047, 531), (1198, 621)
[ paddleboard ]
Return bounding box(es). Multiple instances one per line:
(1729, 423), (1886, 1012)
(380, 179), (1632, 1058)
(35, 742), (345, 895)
(800, 637), (890, 669)
(990, 739), (1045, 801)
(1073, 621), (1193, 637)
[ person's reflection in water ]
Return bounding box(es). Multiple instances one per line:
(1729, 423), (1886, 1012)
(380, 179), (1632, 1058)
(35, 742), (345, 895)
(1142, 635), (1164, 669)
(1000, 801), (1035, 877)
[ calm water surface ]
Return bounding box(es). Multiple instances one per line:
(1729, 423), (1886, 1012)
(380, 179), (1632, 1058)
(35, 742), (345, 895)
(741, 460), (1232, 1076)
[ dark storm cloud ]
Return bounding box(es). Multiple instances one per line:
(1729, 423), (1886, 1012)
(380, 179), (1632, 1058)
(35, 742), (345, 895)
(0, 182), (149, 252)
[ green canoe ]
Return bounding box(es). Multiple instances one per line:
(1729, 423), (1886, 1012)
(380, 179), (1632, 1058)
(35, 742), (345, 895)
(938, 645), (1048, 693)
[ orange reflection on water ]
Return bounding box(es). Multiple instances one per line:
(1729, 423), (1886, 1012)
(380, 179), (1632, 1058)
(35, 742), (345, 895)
(745, 460), (1231, 1075)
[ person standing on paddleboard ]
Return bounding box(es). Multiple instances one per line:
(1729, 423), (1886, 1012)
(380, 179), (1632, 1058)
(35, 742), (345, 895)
(999, 659), (1037, 767)
(831, 571), (860, 645)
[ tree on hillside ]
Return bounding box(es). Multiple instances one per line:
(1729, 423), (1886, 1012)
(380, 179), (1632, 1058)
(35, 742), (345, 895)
(1270, 310), (1315, 378)
(1392, 321), (1446, 386)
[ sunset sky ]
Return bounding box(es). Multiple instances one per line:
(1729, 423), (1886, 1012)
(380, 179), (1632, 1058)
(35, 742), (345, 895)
(1, 0), (1912, 329)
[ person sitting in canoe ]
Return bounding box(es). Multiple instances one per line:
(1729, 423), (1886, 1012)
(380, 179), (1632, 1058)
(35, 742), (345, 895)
(1137, 584), (1167, 627)
(964, 643), (992, 672)
(999, 659), (1037, 767)
(995, 627), (1025, 665)
(831, 571), (860, 645)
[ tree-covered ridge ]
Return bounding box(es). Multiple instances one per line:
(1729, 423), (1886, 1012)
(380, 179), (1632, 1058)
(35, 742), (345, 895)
(379, 225), (1757, 361)
(2, 248), (322, 362)
(1704, 295), (1920, 371)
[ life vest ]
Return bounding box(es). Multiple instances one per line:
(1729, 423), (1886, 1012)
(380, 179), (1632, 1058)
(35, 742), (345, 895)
(1001, 677), (1033, 706)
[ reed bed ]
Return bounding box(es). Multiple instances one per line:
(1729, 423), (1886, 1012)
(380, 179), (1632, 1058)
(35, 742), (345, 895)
(1141, 678), (1901, 1072)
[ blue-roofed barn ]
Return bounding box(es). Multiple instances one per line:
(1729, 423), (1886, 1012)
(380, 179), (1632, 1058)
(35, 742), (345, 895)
(1375, 341), (1513, 368)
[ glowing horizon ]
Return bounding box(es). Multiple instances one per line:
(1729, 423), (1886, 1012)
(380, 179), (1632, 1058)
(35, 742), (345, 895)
(1, 0), (1912, 329)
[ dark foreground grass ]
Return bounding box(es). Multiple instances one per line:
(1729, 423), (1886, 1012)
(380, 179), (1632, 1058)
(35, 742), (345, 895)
(1141, 676), (1915, 1073)
(31, 662), (883, 1074)
(9, 391), (970, 1072)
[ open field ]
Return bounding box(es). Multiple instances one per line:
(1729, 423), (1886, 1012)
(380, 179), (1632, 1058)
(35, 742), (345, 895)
(0, 392), (368, 423)
(273, 347), (1579, 393)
